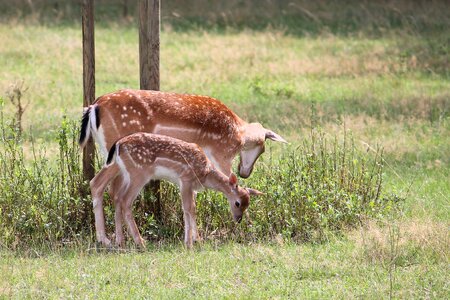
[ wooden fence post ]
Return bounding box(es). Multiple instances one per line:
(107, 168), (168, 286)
(139, 0), (162, 221)
(82, 0), (96, 183)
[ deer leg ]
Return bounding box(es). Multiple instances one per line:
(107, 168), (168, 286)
(191, 192), (202, 242)
(110, 175), (126, 247)
(121, 179), (147, 248)
(180, 184), (197, 249)
(90, 163), (119, 247)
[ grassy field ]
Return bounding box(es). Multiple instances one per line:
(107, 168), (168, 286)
(1, 236), (448, 298)
(1, 1), (449, 298)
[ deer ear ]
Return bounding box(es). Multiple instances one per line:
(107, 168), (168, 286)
(246, 188), (264, 196)
(229, 173), (238, 187)
(265, 130), (288, 143)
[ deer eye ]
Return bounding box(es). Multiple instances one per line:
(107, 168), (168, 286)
(235, 201), (240, 208)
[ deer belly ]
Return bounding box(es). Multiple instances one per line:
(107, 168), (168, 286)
(153, 166), (181, 186)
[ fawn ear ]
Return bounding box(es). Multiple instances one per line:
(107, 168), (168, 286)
(229, 173), (238, 187)
(265, 130), (288, 143)
(246, 188), (264, 196)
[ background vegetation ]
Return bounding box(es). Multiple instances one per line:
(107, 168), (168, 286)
(0, 0), (448, 298)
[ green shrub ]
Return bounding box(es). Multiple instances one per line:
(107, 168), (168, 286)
(0, 112), (90, 249)
(0, 111), (400, 249)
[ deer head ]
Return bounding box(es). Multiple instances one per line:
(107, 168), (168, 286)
(239, 123), (287, 178)
(222, 173), (264, 222)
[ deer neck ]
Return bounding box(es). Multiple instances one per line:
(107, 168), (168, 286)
(203, 169), (232, 196)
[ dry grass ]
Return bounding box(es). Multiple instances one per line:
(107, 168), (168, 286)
(349, 218), (449, 264)
(162, 31), (448, 89)
(319, 115), (449, 163)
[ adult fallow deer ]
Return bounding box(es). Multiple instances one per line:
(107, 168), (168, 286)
(79, 89), (287, 178)
(90, 133), (263, 248)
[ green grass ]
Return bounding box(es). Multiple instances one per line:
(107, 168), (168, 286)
(1, 240), (448, 299)
(1, 25), (448, 137)
(0, 1), (449, 298)
(384, 167), (450, 221)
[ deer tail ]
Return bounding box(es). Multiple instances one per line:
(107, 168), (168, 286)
(79, 104), (100, 148)
(106, 142), (119, 165)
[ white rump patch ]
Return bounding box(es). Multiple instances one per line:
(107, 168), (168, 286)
(89, 107), (108, 158)
(96, 126), (108, 158)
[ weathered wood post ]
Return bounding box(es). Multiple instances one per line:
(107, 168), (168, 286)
(82, 0), (95, 183)
(139, 0), (160, 90)
(81, 0), (96, 225)
(139, 0), (162, 221)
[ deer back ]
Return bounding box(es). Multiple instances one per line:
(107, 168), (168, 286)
(94, 89), (245, 156)
(114, 132), (212, 187)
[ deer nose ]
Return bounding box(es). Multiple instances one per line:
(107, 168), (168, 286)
(235, 215), (242, 223)
(238, 160), (251, 177)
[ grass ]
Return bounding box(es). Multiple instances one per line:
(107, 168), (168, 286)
(1, 25), (448, 137)
(1, 237), (448, 299)
(384, 167), (450, 221)
(0, 1), (449, 298)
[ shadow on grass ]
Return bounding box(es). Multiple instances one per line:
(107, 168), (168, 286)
(1, 0), (449, 37)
